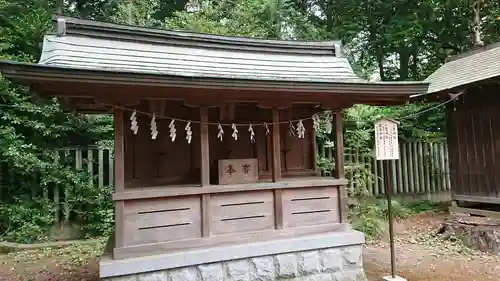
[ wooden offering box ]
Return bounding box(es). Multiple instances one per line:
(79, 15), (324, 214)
(218, 158), (258, 185)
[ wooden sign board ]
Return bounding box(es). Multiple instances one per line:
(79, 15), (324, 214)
(218, 158), (259, 185)
(374, 118), (399, 160)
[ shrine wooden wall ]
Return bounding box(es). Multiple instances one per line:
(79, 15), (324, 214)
(447, 83), (500, 204)
(123, 100), (200, 187)
(123, 101), (317, 187)
(116, 184), (342, 258)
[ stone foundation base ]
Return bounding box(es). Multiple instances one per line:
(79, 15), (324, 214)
(104, 245), (366, 281)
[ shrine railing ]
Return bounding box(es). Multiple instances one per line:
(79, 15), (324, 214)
(112, 178), (348, 259)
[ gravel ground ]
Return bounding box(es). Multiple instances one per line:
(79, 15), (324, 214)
(1, 213), (499, 281)
(364, 213), (500, 281)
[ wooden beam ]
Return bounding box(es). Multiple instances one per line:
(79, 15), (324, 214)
(449, 205), (500, 219)
(184, 99), (221, 108)
(112, 178), (348, 201)
(200, 107), (210, 186)
(148, 99), (166, 115)
(320, 101), (354, 110)
(200, 107), (211, 237)
(113, 108), (125, 249)
(453, 195), (500, 205)
(219, 103), (235, 120)
(257, 100), (293, 109)
(333, 112), (348, 223)
(113, 223), (349, 260)
(95, 95), (141, 106)
(34, 83), (412, 107)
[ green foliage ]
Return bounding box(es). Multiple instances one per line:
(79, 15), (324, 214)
(316, 154), (334, 176)
(111, 0), (160, 26)
(0, 198), (55, 243)
(0, 0), (113, 242)
(380, 199), (411, 220)
(163, 0), (323, 40)
(350, 198), (412, 239)
(165, 0), (280, 38)
(76, 184), (115, 238)
(406, 200), (445, 214)
(350, 199), (387, 239)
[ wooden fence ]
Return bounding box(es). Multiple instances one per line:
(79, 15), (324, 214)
(56, 147), (115, 189)
(318, 140), (451, 196)
(0, 147), (114, 224)
(54, 148), (114, 223)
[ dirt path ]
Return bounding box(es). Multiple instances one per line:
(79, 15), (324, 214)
(1, 213), (499, 281)
(0, 242), (101, 281)
(363, 213), (500, 281)
(364, 245), (500, 281)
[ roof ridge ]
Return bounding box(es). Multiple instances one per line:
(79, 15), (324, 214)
(446, 42), (500, 62)
(52, 15), (343, 56)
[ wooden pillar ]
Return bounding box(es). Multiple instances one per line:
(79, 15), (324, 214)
(200, 107), (210, 186)
(272, 109), (282, 182)
(272, 108), (283, 229)
(333, 112), (348, 223)
(114, 108), (125, 248)
(200, 107), (211, 237)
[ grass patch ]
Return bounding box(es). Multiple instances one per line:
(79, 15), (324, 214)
(406, 200), (448, 214)
(0, 238), (106, 270)
(349, 198), (412, 239)
(349, 199), (445, 240)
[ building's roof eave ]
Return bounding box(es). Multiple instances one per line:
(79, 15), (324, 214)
(422, 41), (500, 96)
(445, 41), (500, 62)
(53, 15), (341, 55)
(0, 60), (429, 96)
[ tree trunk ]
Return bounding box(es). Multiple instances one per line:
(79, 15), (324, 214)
(398, 47), (410, 81)
(377, 51), (385, 81)
(410, 47), (419, 80)
(326, 0), (334, 34)
(438, 215), (500, 256)
(127, 0), (134, 25)
(55, 0), (63, 15)
(274, 0), (283, 39)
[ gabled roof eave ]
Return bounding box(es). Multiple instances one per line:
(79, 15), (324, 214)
(421, 41), (500, 98)
(0, 60), (429, 97)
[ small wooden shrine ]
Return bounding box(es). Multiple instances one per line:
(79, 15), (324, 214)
(0, 15), (428, 281)
(418, 42), (500, 218)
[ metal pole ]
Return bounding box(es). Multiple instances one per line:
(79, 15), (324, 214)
(384, 160), (396, 278)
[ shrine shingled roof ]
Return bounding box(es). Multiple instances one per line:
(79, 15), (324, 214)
(35, 16), (360, 83)
(424, 42), (500, 95)
(0, 15), (429, 105)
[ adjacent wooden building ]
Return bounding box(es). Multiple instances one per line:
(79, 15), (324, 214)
(0, 15), (428, 281)
(418, 42), (500, 216)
